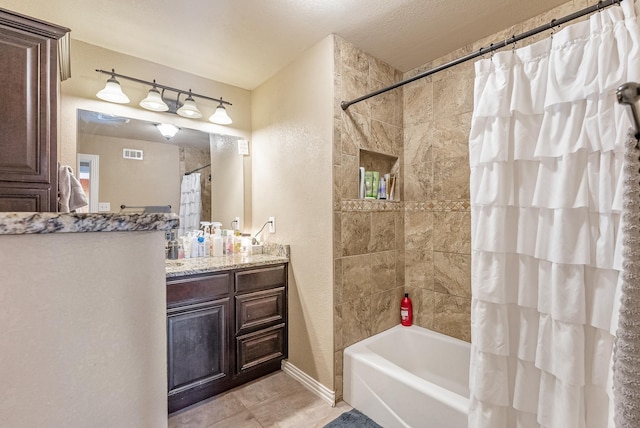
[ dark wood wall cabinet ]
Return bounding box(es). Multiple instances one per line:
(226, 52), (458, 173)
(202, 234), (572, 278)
(166, 263), (288, 413)
(0, 8), (69, 212)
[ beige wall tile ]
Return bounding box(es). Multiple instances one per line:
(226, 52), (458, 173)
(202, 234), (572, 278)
(432, 155), (470, 200)
(404, 80), (433, 127)
(340, 154), (359, 200)
(433, 252), (471, 298)
(334, 258), (343, 305)
(342, 254), (372, 303)
(405, 286), (434, 330)
(370, 288), (404, 335)
(334, 211), (342, 258)
(341, 211), (371, 256)
(405, 121), (433, 165)
(404, 248), (434, 290)
(404, 162), (432, 201)
(341, 41), (369, 74)
(334, 304), (344, 351)
(405, 210), (433, 250)
(341, 111), (370, 156)
(341, 297), (372, 348)
(371, 250), (397, 293)
(433, 211), (471, 254)
(433, 293), (471, 342)
(333, 119), (342, 165)
(395, 211), (405, 251)
(342, 67), (371, 117)
(432, 72), (474, 119)
(370, 89), (397, 128)
(370, 120), (402, 157)
(370, 211), (396, 252)
(370, 56), (398, 86)
(433, 113), (472, 153)
(334, 350), (343, 401)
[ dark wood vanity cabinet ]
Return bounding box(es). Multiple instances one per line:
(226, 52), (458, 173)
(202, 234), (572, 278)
(167, 263), (288, 413)
(0, 9), (69, 212)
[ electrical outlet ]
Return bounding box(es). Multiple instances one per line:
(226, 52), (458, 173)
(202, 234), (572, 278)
(268, 216), (276, 233)
(98, 202), (111, 212)
(233, 216), (240, 230)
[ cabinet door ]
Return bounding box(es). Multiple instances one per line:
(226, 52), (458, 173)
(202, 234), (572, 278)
(167, 299), (229, 395)
(0, 26), (55, 185)
(0, 184), (51, 211)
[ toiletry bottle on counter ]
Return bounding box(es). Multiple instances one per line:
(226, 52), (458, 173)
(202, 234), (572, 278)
(240, 234), (252, 256)
(401, 293), (413, 326)
(203, 234), (211, 257)
(225, 229), (234, 254)
(213, 229), (224, 256)
(167, 231), (179, 260)
(197, 236), (205, 257)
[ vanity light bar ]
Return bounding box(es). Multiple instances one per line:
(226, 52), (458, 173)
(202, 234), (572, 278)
(94, 68), (233, 125)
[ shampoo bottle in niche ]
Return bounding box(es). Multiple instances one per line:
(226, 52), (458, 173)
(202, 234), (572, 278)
(401, 293), (413, 326)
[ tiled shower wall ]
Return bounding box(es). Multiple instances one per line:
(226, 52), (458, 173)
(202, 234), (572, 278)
(333, 36), (404, 400)
(402, 55), (474, 343)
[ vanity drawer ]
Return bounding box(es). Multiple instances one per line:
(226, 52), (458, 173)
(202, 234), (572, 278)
(167, 273), (232, 307)
(236, 324), (285, 373)
(235, 265), (286, 293)
(236, 287), (285, 334)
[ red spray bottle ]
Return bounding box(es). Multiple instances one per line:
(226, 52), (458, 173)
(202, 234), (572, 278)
(401, 293), (413, 326)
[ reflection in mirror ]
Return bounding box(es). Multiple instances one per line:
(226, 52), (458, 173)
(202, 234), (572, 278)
(76, 109), (244, 233)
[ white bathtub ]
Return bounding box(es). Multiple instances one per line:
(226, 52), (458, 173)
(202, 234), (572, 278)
(343, 325), (470, 428)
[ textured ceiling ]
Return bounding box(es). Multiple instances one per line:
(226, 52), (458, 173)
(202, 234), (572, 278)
(0, 0), (569, 90)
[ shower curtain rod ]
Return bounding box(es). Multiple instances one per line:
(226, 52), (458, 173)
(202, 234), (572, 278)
(341, 0), (623, 111)
(185, 163), (211, 175)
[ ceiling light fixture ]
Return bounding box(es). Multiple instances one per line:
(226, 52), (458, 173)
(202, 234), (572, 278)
(155, 123), (180, 140)
(209, 98), (233, 125)
(96, 70), (130, 104)
(95, 68), (233, 125)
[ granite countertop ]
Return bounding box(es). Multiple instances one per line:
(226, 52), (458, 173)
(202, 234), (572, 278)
(166, 242), (290, 277)
(165, 253), (289, 278)
(0, 212), (179, 235)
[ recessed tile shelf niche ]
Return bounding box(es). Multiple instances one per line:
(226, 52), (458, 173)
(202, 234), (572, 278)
(359, 149), (400, 201)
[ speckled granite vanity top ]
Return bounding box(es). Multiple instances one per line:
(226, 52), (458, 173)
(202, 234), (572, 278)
(166, 242), (290, 277)
(0, 212), (179, 234)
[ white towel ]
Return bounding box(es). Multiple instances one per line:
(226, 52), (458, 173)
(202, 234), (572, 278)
(58, 164), (88, 212)
(613, 131), (640, 427)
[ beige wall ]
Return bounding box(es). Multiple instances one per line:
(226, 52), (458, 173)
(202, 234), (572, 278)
(79, 134), (181, 213)
(251, 35), (335, 389)
(0, 231), (168, 427)
(59, 39), (252, 227)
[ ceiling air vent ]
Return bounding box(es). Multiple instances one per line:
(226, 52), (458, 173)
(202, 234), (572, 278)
(123, 148), (143, 160)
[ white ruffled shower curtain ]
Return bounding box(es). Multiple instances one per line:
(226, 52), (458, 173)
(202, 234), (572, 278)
(468, 1), (640, 427)
(178, 172), (201, 237)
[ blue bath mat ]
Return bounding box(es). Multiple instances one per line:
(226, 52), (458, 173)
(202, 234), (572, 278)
(324, 409), (382, 427)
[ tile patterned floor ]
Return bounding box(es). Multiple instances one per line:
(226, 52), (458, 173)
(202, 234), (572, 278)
(168, 371), (352, 428)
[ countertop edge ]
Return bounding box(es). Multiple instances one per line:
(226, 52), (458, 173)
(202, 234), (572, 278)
(166, 255), (289, 278)
(0, 212), (179, 235)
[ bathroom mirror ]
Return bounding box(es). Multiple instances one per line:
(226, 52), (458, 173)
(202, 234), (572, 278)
(76, 109), (244, 230)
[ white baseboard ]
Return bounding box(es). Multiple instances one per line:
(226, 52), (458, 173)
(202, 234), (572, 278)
(281, 360), (336, 407)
